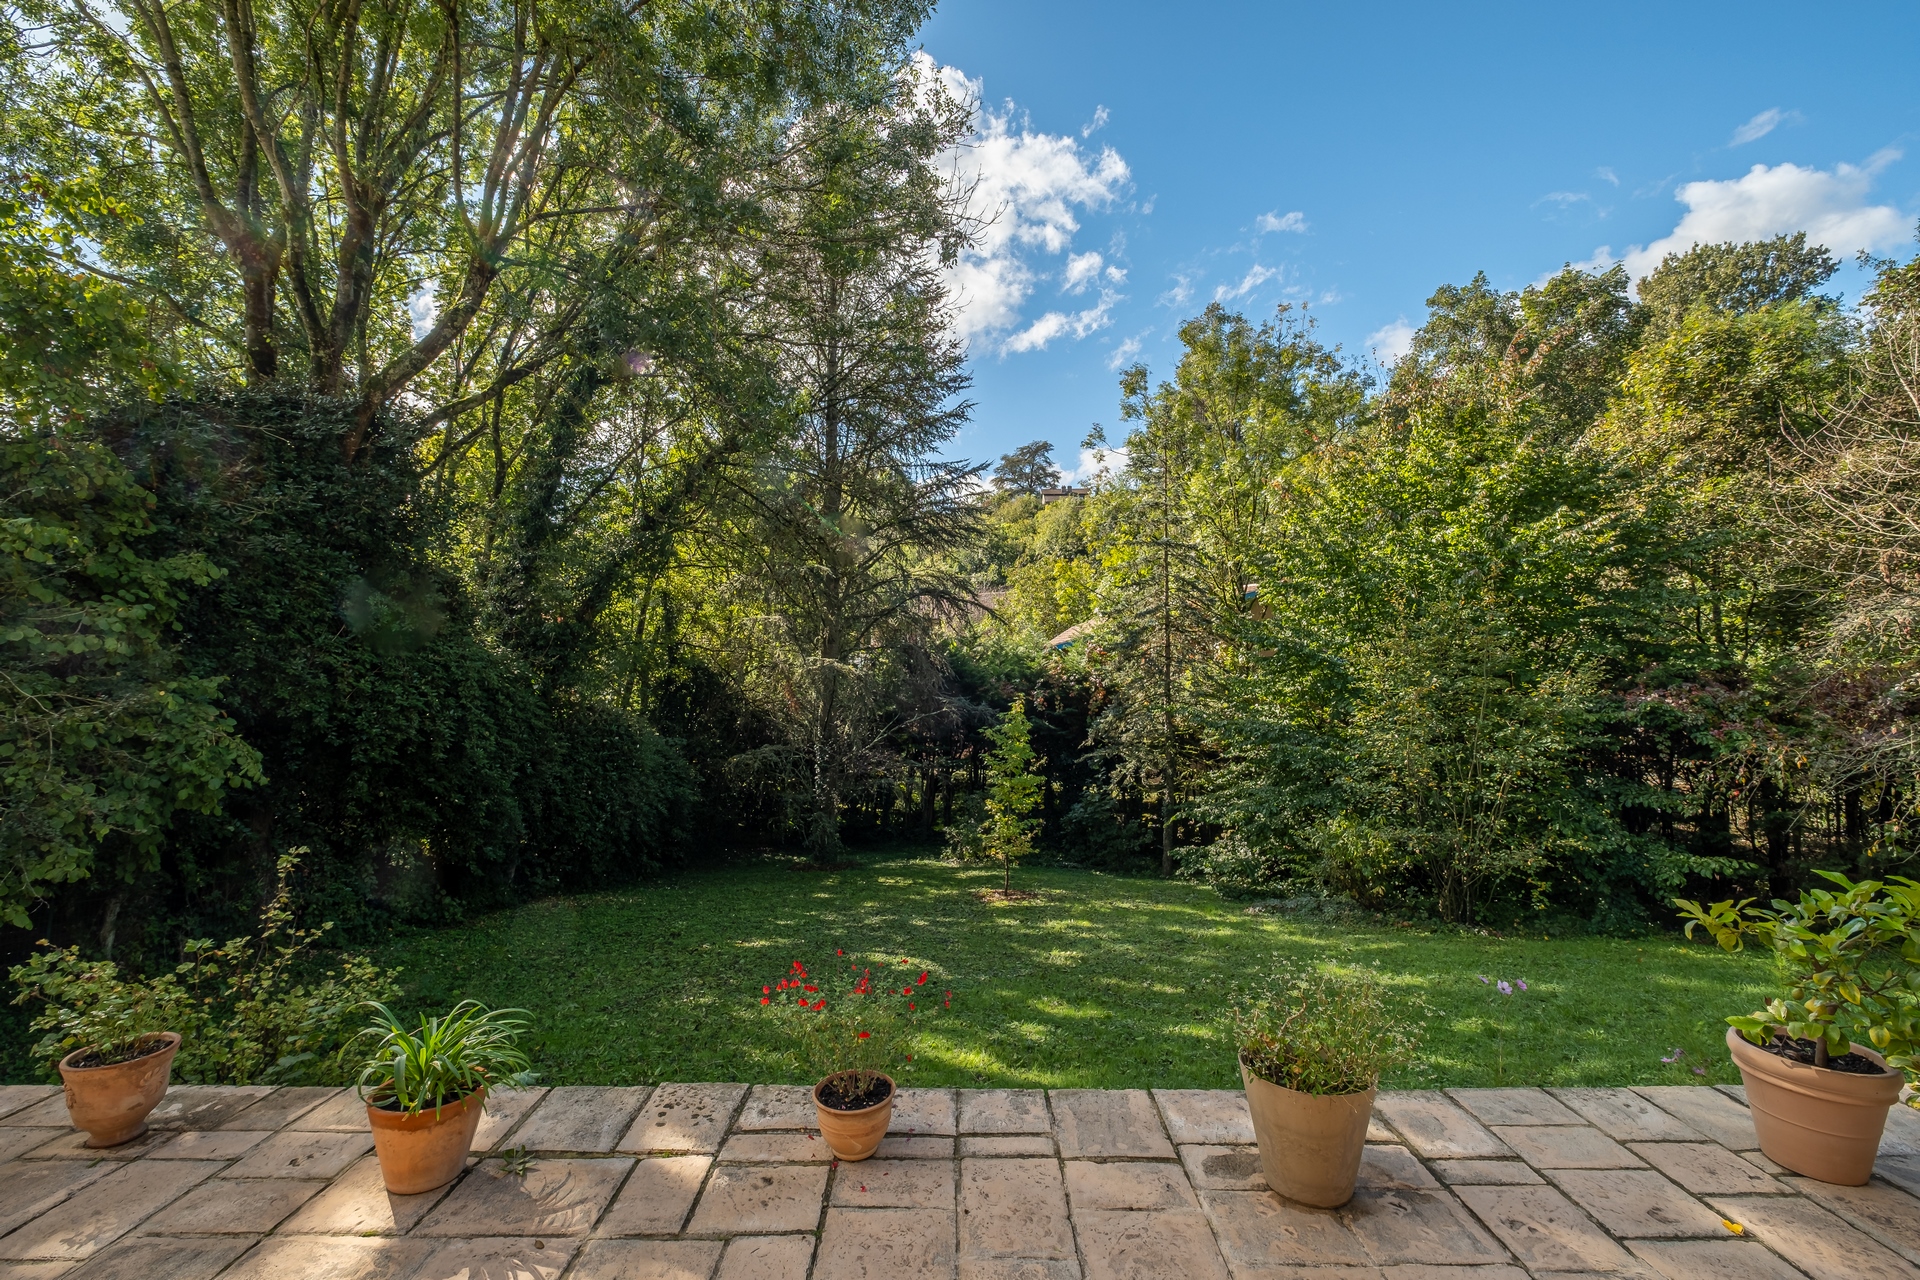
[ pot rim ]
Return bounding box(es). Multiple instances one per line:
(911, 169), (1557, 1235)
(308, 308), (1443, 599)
(1726, 1024), (1893, 1077)
(364, 1084), (488, 1125)
(813, 1069), (896, 1116)
(57, 1031), (181, 1076)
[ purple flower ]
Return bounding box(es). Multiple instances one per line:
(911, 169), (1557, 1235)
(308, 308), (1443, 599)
(1517, 979), (1528, 992)
(1661, 1048), (1684, 1063)
(1692, 1066), (1707, 1077)
(1478, 975), (1490, 984)
(1497, 980), (1513, 995)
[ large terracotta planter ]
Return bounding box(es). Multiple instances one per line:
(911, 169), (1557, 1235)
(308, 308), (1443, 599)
(1241, 1057), (1375, 1208)
(58, 1032), (180, 1148)
(366, 1087), (487, 1195)
(1727, 1027), (1902, 1185)
(814, 1071), (894, 1161)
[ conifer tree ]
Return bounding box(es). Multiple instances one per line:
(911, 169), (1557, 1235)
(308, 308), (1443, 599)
(981, 698), (1044, 895)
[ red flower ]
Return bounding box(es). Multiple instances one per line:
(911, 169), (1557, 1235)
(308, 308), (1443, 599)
(812, 999), (826, 1010)
(909, 1002), (916, 1010)
(798, 997), (808, 1006)
(858, 1030), (871, 1039)
(763, 985), (771, 994)
(761, 997), (770, 1005)
(837, 949), (844, 955)
(805, 985), (817, 993)
(917, 972), (928, 985)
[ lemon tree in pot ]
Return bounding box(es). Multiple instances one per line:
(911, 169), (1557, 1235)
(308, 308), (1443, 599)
(1233, 961), (1419, 1208)
(351, 1001), (537, 1195)
(1679, 873), (1919, 1185)
(759, 955), (949, 1161)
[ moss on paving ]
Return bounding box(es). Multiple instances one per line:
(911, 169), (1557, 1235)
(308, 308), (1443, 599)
(378, 850), (1772, 1090)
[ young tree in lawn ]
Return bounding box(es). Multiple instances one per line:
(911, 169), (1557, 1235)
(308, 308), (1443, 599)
(980, 698), (1044, 895)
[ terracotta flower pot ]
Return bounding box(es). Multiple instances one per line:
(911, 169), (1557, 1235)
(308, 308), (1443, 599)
(1241, 1057), (1375, 1208)
(366, 1087), (487, 1195)
(1726, 1026), (1903, 1185)
(813, 1071), (894, 1161)
(58, 1032), (180, 1148)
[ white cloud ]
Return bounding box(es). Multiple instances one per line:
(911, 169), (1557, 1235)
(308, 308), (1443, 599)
(1214, 263), (1280, 302)
(1596, 167), (1620, 187)
(917, 53), (1132, 350)
(1539, 191), (1590, 207)
(1730, 108), (1799, 146)
(1619, 155), (1908, 279)
(1063, 251), (1105, 293)
(1001, 289), (1119, 354)
(1368, 318), (1415, 364)
(1158, 274), (1193, 308)
(1106, 334), (1144, 369)
(1061, 444), (1128, 484)
(1256, 209), (1307, 234)
(408, 285), (438, 341)
(1083, 105), (1109, 137)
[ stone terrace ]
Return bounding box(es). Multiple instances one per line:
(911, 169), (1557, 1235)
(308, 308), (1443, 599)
(2, 1081), (1918, 1279)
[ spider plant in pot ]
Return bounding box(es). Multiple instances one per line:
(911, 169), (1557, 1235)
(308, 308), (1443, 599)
(760, 955), (948, 1161)
(1679, 873), (1919, 1185)
(1232, 960), (1419, 1207)
(350, 1001), (536, 1194)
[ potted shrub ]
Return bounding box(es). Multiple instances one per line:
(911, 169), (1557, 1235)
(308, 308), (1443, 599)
(1232, 961), (1418, 1207)
(351, 1000), (536, 1195)
(760, 955), (948, 1161)
(1679, 873), (1919, 1185)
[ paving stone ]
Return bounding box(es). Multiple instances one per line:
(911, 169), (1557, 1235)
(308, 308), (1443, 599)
(1715, 1086), (1748, 1105)
(509, 1086), (652, 1154)
(0, 1264), (71, 1279)
(277, 1154), (449, 1235)
(1375, 1094), (1513, 1160)
(1179, 1145), (1265, 1191)
(19, 1130), (160, 1161)
(735, 1084), (816, 1131)
(1369, 1117), (1401, 1143)
(959, 1090), (1050, 1135)
(1549, 1170), (1726, 1238)
(1075, 1209), (1230, 1280)
(0, 1096), (74, 1129)
(1049, 1090), (1174, 1160)
(893, 1088), (958, 1136)
(144, 1086), (274, 1131)
(1784, 1176), (1920, 1265)
(0, 1160), (222, 1261)
(1064, 1161), (1198, 1211)
(1152, 1090), (1256, 1145)
(960, 1157), (1074, 1263)
(1882, 1104), (1920, 1156)
(1626, 1238), (1809, 1280)
(412, 1236), (576, 1280)
(1551, 1091), (1702, 1143)
(1361, 1146), (1443, 1190)
(597, 1154), (712, 1235)
(1493, 1126), (1643, 1170)
(1450, 1089), (1584, 1127)
(1346, 1187), (1512, 1266)
(719, 1235), (816, 1280)
(816, 1206), (957, 1280)
(1708, 1195), (1917, 1280)
(218, 1086), (340, 1131)
(686, 1162), (829, 1234)
(0, 1088), (58, 1123)
(1630, 1090), (1757, 1152)
(0, 1162), (115, 1236)
(718, 1131), (832, 1163)
(833, 1158), (956, 1209)
(1877, 1154), (1920, 1198)
(223, 1128), (372, 1179)
(1380, 1267), (1526, 1280)
(146, 1129), (270, 1160)
(875, 1135), (955, 1159)
(1431, 1162), (1542, 1186)
(1452, 1184), (1642, 1272)
(956, 1262), (1082, 1280)
(962, 1135), (1053, 1158)
(0, 1129), (64, 1164)
(1198, 1188), (1370, 1268)
(417, 1157), (633, 1237)
(619, 1083), (746, 1154)
(472, 1086), (550, 1153)
(138, 1176), (327, 1234)
(1625, 1144), (1779, 1195)
(218, 1235), (435, 1280)
(58, 1235), (255, 1280)
(568, 1239), (724, 1280)
(284, 1088), (372, 1133)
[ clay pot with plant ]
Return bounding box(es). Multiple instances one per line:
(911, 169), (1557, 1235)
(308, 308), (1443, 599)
(1232, 961), (1419, 1208)
(351, 1000), (538, 1195)
(760, 954), (949, 1161)
(1679, 873), (1919, 1185)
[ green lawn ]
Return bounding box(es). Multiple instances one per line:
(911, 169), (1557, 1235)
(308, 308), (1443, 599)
(376, 849), (1774, 1091)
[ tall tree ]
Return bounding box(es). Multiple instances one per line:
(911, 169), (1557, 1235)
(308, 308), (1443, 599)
(992, 441), (1062, 495)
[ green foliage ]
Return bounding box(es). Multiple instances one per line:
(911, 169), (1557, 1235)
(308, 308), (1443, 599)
(1233, 959), (1422, 1095)
(351, 1000), (535, 1115)
(11, 850), (398, 1081)
(977, 699), (1044, 892)
(992, 441), (1063, 495)
(757, 954), (943, 1090)
(1678, 873), (1920, 1075)
(1, 433), (261, 925)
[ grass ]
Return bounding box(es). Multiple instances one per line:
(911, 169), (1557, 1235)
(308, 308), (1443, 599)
(373, 847), (1775, 1091)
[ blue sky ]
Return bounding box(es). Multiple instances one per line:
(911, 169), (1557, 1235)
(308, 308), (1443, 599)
(917, 0), (1920, 478)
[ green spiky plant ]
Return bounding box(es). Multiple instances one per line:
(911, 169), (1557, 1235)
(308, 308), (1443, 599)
(349, 1000), (537, 1117)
